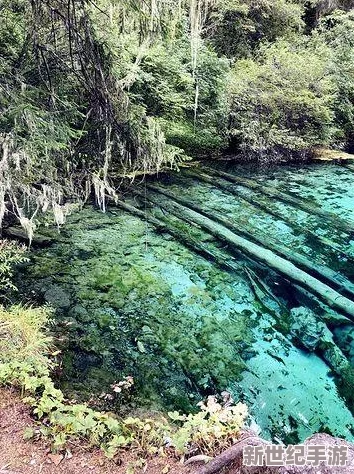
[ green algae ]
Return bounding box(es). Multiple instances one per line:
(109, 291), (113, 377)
(17, 163), (354, 443)
(20, 208), (255, 413)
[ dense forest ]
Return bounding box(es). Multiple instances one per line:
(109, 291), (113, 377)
(1, 0), (354, 233)
(2, 2), (354, 472)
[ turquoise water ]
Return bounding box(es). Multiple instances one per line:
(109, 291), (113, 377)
(19, 161), (354, 442)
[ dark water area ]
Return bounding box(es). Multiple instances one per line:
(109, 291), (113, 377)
(17, 161), (354, 444)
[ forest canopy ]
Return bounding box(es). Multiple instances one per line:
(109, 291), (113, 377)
(1, 0), (354, 233)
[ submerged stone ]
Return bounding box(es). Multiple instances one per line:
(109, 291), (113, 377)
(234, 321), (354, 443)
(16, 162), (354, 443)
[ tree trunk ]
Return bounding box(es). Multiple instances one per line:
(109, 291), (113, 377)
(147, 184), (354, 300)
(113, 198), (243, 274)
(183, 169), (354, 262)
(139, 194), (354, 320)
(194, 167), (354, 234)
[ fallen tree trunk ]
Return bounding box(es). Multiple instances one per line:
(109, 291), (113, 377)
(146, 184), (354, 301)
(113, 198), (296, 312)
(112, 199), (243, 275)
(195, 167), (354, 234)
(113, 197), (288, 315)
(193, 433), (271, 474)
(140, 194), (354, 320)
(183, 169), (354, 262)
(194, 432), (354, 474)
(2, 226), (56, 247)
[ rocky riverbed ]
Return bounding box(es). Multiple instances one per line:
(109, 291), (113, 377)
(16, 161), (354, 443)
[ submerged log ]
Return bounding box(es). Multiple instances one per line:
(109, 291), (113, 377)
(183, 169), (354, 262)
(112, 199), (243, 275)
(140, 195), (354, 320)
(147, 184), (354, 300)
(114, 198), (287, 315)
(244, 266), (285, 315)
(195, 167), (354, 234)
(2, 226), (55, 246)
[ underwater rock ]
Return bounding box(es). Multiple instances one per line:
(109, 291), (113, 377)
(233, 315), (354, 443)
(18, 159), (354, 442)
(289, 307), (351, 375)
(289, 306), (328, 350)
(44, 285), (71, 309)
(70, 304), (89, 320)
(333, 325), (354, 365)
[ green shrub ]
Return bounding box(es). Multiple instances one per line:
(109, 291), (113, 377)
(130, 40), (228, 156)
(0, 240), (28, 293)
(169, 396), (248, 456)
(161, 119), (224, 156)
(0, 304), (53, 366)
(228, 39), (336, 160)
(316, 10), (354, 150)
(209, 0), (305, 58)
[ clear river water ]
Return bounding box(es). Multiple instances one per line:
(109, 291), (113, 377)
(18, 161), (354, 444)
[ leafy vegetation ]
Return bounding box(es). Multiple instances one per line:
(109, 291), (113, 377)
(317, 9), (354, 151)
(227, 39), (336, 160)
(2, 1), (354, 464)
(0, 304), (53, 365)
(0, 240), (27, 293)
(216, 1), (354, 159)
(2, 0), (354, 232)
(22, 211), (252, 412)
(208, 0), (306, 58)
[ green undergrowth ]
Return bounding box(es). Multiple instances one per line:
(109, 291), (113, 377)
(0, 303), (248, 461)
(0, 240), (28, 293)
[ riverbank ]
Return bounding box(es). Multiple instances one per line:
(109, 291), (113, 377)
(0, 387), (198, 474)
(3, 386), (354, 474)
